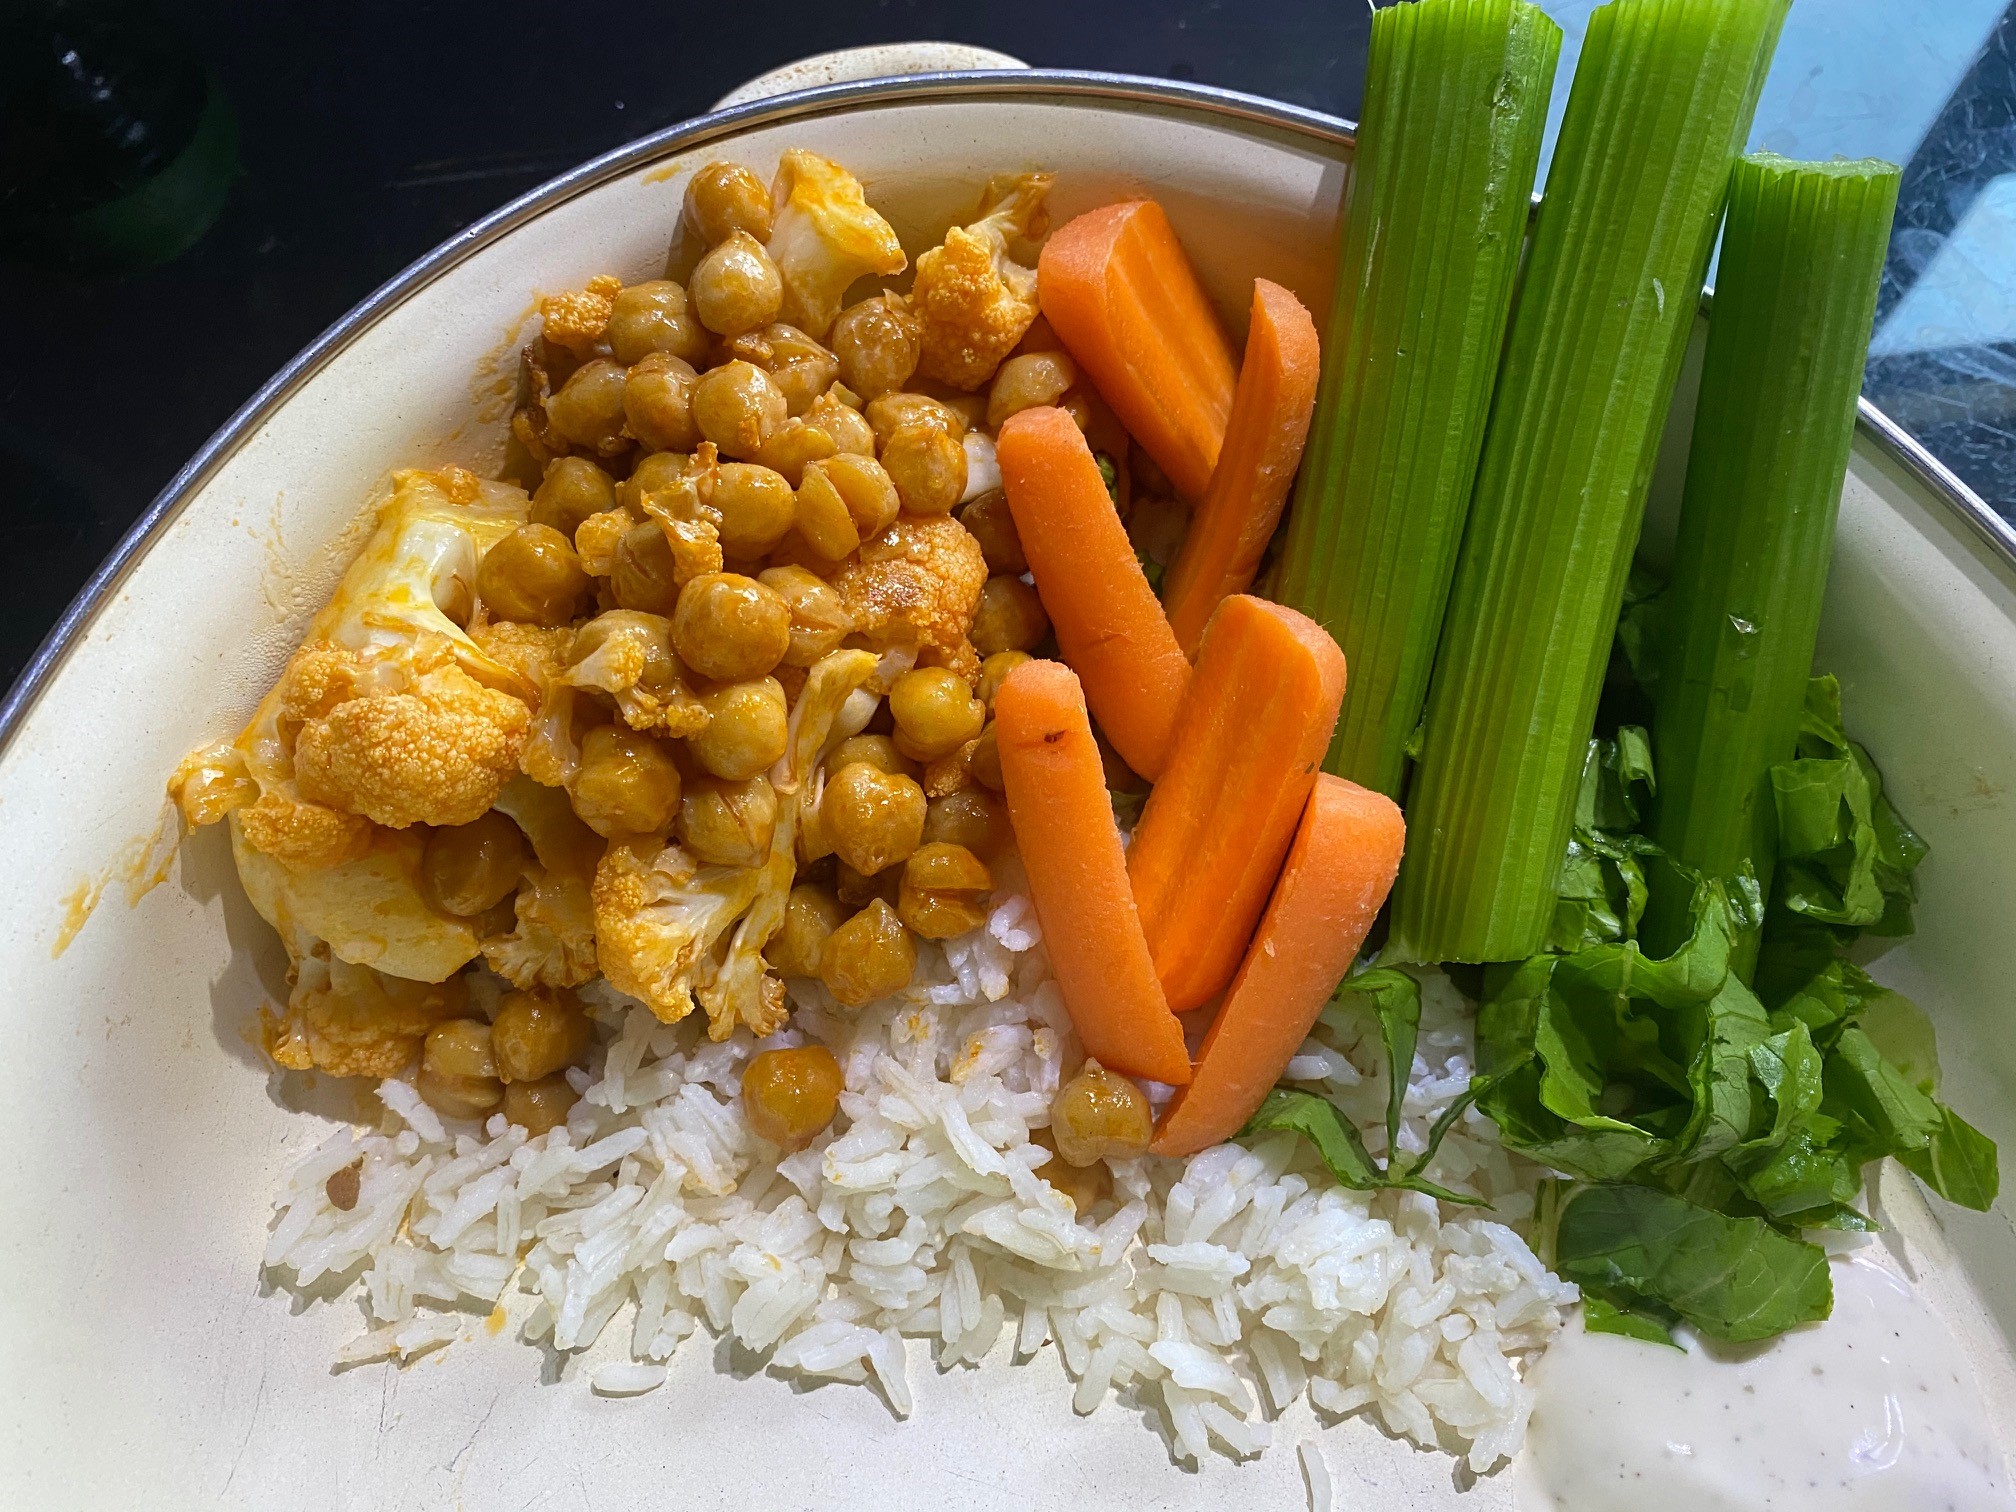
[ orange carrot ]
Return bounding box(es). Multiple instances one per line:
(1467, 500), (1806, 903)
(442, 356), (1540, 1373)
(994, 660), (1190, 1086)
(1162, 280), (1322, 656)
(1127, 594), (1347, 1012)
(1152, 775), (1406, 1157)
(996, 405), (1190, 780)
(1037, 199), (1238, 501)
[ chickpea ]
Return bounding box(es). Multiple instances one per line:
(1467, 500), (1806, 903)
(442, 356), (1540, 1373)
(835, 859), (898, 908)
(823, 761), (927, 875)
(478, 523), (590, 626)
(618, 448), (696, 509)
(923, 788), (1010, 860)
(768, 884), (845, 978)
(417, 1067), (503, 1120)
(987, 350), (1079, 430)
(690, 230), (783, 337)
(820, 452), (901, 537)
(890, 667), (986, 761)
(1031, 1125), (1111, 1213)
(684, 161), (773, 246)
(622, 351), (700, 452)
(420, 1018), (502, 1118)
(807, 386), (876, 457)
(792, 463), (862, 562)
(606, 279), (710, 366)
(880, 423), (966, 515)
(865, 391), (964, 449)
(491, 990), (593, 1083)
(502, 1074), (580, 1137)
(692, 360), (788, 460)
(420, 811), (528, 917)
(825, 734), (914, 781)
(1049, 1060), (1153, 1166)
(574, 508), (634, 577)
(572, 725), (683, 837)
(741, 1044), (844, 1150)
(968, 723), (1004, 792)
(897, 842), (992, 939)
(970, 575), (1049, 657)
(933, 388), (989, 431)
(759, 564), (852, 666)
(677, 775), (778, 867)
(531, 456), (617, 537)
(611, 521), (683, 614)
(830, 293), (921, 399)
(752, 416), (837, 487)
(976, 650), (1032, 710)
(729, 323), (840, 416)
(958, 488), (1026, 574)
(671, 572), (791, 681)
(819, 898), (918, 1008)
(691, 677), (789, 781)
(546, 358), (630, 453)
(711, 463), (796, 557)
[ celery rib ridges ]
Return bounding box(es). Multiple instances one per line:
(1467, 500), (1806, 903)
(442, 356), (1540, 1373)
(1275, 0), (1560, 799)
(1650, 153), (1901, 885)
(1389, 0), (1790, 964)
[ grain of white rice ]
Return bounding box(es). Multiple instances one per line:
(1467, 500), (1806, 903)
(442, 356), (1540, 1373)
(1300, 1438), (1333, 1512)
(265, 884), (1574, 1471)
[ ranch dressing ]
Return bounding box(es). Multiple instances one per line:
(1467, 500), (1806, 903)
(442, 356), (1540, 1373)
(1519, 1254), (2014, 1511)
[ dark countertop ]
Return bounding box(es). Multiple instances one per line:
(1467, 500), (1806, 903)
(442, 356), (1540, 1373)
(3, 0), (2011, 695)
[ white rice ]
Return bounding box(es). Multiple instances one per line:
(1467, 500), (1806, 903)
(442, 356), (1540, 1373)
(267, 864), (1575, 1471)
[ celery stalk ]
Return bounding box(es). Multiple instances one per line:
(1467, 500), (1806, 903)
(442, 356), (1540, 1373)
(1274, 0), (1561, 798)
(1650, 153), (1900, 886)
(1389, 0), (1789, 965)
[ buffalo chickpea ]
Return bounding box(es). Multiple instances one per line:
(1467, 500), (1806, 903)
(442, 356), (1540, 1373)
(691, 678), (789, 781)
(922, 788), (1010, 860)
(611, 522), (683, 614)
(967, 723), (1004, 792)
(546, 358), (630, 452)
(690, 230), (783, 337)
(478, 523), (590, 626)
(712, 463), (797, 557)
(420, 1018), (502, 1118)
(684, 161), (773, 246)
(881, 423), (965, 515)
(759, 564), (852, 666)
(957, 489), (1026, 574)
(751, 416), (836, 487)
(970, 575), (1049, 657)
(606, 279), (709, 366)
(672, 572), (791, 681)
(490, 990), (593, 1083)
(976, 650), (1032, 710)
(768, 884), (845, 979)
(819, 898), (917, 1008)
(502, 1074), (579, 1137)
(822, 452), (901, 536)
(572, 725), (683, 837)
(1049, 1060), (1153, 1166)
(676, 775), (778, 867)
(807, 387), (876, 456)
(987, 350), (1078, 429)
(825, 734), (914, 780)
(741, 1044), (844, 1150)
(621, 448), (697, 504)
(418, 1066), (503, 1120)
(692, 360), (787, 459)
(830, 294), (921, 399)
(822, 761), (927, 875)
(792, 464), (862, 561)
(897, 842), (992, 939)
(890, 667), (985, 761)
(866, 391), (964, 449)
(531, 455), (617, 537)
(1030, 1125), (1111, 1213)
(420, 811), (528, 917)
(622, 351), (700, 453)
(835, 859), (898, 908)
(730, 323), (840, 416)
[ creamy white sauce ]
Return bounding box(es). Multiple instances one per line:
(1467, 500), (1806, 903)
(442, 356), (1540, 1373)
(1520, 1254), (2014, 1512)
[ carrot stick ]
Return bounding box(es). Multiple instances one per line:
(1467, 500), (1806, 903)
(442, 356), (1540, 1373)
(1152, 775), (1406, 1157)
(994, 660), (1190, 1086)
(1127, 594), (1347, 1012)
(1162, 280), (1322, 656)
(996, 405), (1191, 780)
(1037, 199), (1238, 500)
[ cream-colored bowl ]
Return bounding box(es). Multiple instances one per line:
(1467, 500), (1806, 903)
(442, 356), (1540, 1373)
(2, 69), (2011, 1511)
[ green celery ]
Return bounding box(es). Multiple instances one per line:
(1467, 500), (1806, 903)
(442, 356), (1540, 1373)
(1389, 0), (1789, 964)
(1650, 153), (1900, 890)
(1275, 0), (1560, 798)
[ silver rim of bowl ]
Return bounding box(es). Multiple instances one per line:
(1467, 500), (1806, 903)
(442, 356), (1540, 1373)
(2, 67), (2005, 755)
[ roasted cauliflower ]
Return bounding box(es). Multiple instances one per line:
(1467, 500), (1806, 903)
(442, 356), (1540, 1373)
(766, 149), (908, 340)
(912, 171), (1053, 390)
(831, 514), (989, 658)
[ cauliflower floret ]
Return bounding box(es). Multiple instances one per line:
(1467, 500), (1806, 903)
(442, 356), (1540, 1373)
(831, 514), (988, 656)
(912, 171), (1053, 390)
(766, 149), (908, 340)
(482, 777), (602, 989)
(267, 946), (469, 1078)
(538, 273), (623, 353)
(562, 610), (709, 737)
(471, 620), (573, 690)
